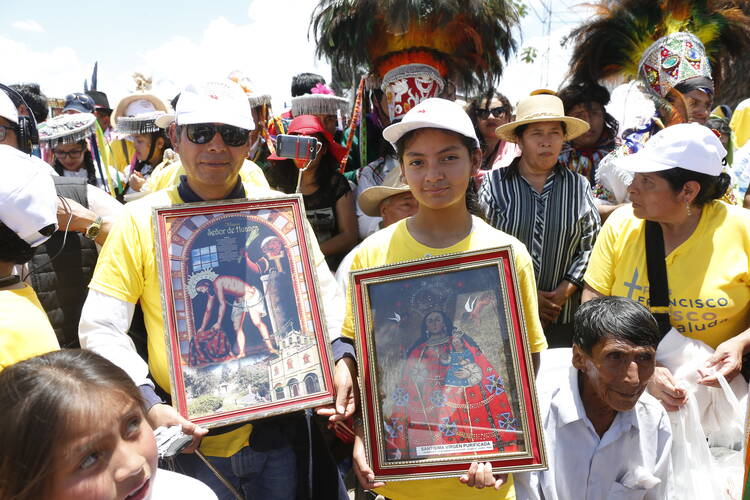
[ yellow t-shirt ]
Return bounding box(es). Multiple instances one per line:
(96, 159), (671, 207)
(144, 158), (269, 193)
(341, 216), (547, 500)
(584, 201), (750, 349)
(0, 284), (59, 370)
(89, 179), (311, 458)
(110, 137), (135, 172)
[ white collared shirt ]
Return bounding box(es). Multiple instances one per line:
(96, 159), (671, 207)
(516, 367), (673, 500)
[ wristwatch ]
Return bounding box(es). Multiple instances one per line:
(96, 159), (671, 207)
(84, 216), (103, 240)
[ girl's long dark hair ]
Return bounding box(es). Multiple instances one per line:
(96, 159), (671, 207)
(0, 350), (144, 500)
(53, 140), (97, 187)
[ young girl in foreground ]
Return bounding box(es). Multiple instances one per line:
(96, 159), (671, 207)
(0, 349), (216, 500)
(339, 98), (548, 500)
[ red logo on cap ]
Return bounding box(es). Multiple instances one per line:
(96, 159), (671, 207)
(208, 94), (219, 100)
(417, 109), (427, 113)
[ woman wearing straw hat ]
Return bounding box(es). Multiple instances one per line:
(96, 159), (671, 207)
(479, 91), (600, 346)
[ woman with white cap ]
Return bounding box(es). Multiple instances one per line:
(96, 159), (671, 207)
(479, 91), (600, 347)
(332, 97), (547, 500)
(583, 123), (750, 411)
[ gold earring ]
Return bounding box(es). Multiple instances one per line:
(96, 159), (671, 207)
(686, 202), (693, 216)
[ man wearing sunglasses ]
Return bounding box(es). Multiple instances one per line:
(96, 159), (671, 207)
(79, 79), (349, 500)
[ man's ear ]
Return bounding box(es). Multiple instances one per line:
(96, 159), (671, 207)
(169, 123), (179, 149)
(572, 344), (587, 371)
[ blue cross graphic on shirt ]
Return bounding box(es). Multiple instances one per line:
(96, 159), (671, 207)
(623, 268), (643, 300)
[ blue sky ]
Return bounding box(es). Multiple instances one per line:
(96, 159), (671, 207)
(0, 0), (591, 109)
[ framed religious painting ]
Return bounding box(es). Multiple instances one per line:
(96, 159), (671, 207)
(153, 195), (335, 428)
(350, 247), (547, 481)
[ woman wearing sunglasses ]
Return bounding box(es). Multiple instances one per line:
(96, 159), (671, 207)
(467, 92), (520, 187)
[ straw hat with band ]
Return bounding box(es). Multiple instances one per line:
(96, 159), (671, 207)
(113, 93), (169, 128)
(267, 115), (348, 163)
(495, 93), (589, 143)
(358, 165), (411, 217)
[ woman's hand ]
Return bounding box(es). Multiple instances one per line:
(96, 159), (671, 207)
(459, 462), (507, 490)
(647, 366), (687, 411)
(698, 336), (745, 386)
(537, 291), (562, 325)
(316, 357), (358, 422)
(352, 418), (385, 490)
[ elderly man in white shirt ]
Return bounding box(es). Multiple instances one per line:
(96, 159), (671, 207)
(516, 296), (673, 500)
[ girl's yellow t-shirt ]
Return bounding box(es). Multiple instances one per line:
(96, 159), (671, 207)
(342, 216), (547, 500)
(585, 201), (750, 349)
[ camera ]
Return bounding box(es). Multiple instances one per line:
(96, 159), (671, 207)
(275, 134), (318, 162)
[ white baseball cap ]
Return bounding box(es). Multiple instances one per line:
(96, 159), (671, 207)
(620, 123), (726, 176)
(382, 98), (480, 149)
(0, 91), (19, 124)
(0, 147), (58, 247)
(175, 80), (255, 131)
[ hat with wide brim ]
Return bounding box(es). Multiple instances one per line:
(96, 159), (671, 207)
(358, 166), (411, 217)
(495, 93), (589, 143)
(155, 113), (175, 129)
(116, 111), (168, 135)
(38, 113), (97, 148)
(113, 93), (169, 124)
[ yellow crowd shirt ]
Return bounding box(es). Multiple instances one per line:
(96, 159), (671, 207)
(144, 158), (269, 193)
(0, 284), (59, 370)
(89, 177), (298, 458)
(584, 201), (750, 349)
(341, 216), (547, 500)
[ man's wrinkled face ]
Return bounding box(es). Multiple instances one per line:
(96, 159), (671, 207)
(573, 337), (655, 412)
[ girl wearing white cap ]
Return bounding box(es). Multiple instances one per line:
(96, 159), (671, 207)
(583, 123), (750, 411)
(334, 98), (547, 500)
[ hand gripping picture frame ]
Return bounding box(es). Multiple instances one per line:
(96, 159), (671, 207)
(153, 194), (334, 428)
(350, 247), (547, 481)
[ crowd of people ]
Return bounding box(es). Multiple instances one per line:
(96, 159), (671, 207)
(2, 1), (750, 499)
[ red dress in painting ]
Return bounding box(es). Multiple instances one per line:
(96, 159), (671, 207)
(385, 327), (519, 460)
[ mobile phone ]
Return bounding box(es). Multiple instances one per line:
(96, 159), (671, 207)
(275, 134), (318, 162)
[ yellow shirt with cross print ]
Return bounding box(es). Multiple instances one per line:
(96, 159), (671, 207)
(584, 201), (750, 349)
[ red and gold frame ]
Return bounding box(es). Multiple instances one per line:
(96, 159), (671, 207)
(350, 247), (546, 481)
(153, 195), (334, 428)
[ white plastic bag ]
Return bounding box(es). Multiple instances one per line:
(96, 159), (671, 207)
(656, 329), (746, 499)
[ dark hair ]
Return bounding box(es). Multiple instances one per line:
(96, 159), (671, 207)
(134, 130), (171, 172)
(573, 297), (660, 355)
(514, 121), (567, 140)
(466, 91), (513, 148)
(557, 81), (618, 143)
(291, 73), (326, 97)
(656, 167), (731, 207)
(196, 278), (215, 295)
(9, 83), (48, 123)
(52, 141), (98, 187)
(0, 222), (35, 264)
(394, 128), (484, 219)
(0, 349), (145, 500)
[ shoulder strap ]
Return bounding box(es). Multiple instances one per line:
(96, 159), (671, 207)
(644, 221), (672, 337)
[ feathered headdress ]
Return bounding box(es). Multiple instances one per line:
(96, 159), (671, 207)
(567, 0), (750, 97)
(311, 0), (520, 120)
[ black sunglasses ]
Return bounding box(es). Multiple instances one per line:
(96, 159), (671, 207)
(476, 106), (508, 120)
(183, 123), (249, 147)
